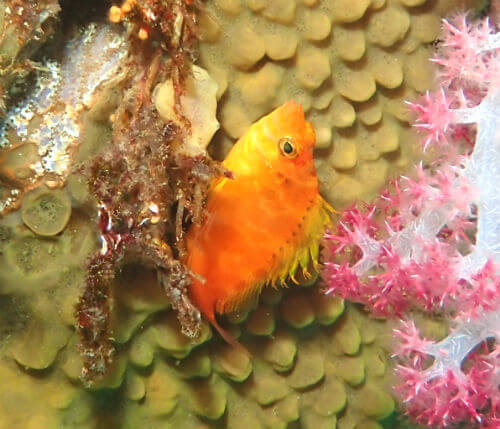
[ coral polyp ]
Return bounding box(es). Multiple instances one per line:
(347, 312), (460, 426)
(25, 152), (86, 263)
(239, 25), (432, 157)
(323, 12), (500, 428)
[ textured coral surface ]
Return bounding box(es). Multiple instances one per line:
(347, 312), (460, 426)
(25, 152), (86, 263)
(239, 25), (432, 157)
(0, 0), (480, 428)
(199, 0), (476, 207)
(0, 23), (128, 213)
(0, 188), (397, 428)
(0, 231), (397, 429)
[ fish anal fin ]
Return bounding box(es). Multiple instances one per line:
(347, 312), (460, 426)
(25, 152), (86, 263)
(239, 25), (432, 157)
(209, 313), (252, 358)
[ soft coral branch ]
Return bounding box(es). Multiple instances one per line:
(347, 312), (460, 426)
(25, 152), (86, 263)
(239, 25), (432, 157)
(323, 12), (500, 428)
(407, 91), (456, 148)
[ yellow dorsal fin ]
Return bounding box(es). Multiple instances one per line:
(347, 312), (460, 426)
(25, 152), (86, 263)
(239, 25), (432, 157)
(218, 196), (333, 314)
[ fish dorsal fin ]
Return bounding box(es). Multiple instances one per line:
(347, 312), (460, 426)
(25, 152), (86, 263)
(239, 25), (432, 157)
(217, 196), (333, 314)
(270, 196), (333, 286)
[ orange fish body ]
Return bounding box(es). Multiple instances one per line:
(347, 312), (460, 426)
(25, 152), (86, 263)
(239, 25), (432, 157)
(185, 101), (332, 347)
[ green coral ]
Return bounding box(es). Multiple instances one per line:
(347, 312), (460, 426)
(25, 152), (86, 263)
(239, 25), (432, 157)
(21, 186), (72, 236)
(0, 78), (430, 429)
(0, 166), (396, 429)
(0, 211), (398, 428)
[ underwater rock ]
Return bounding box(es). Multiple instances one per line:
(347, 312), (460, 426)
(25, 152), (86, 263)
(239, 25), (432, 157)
(0, 22), (128, 214)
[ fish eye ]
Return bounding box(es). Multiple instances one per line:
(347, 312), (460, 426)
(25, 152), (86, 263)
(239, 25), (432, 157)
(279, 137), (298, 159)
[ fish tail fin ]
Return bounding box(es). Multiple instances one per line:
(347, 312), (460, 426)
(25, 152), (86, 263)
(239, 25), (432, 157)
(208, 313), (252, 358)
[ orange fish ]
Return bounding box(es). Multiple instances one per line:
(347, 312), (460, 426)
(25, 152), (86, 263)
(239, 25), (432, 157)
(185, 101), (332, 349)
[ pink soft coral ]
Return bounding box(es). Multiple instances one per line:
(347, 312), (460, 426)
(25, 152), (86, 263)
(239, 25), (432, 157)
(322, 12), (500, 428)
(433, 15), (498, 87)
(407, 90), (455, 148)
(323, 163), (482, 317)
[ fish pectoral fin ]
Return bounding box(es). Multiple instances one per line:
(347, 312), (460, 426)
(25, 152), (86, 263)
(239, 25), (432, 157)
(210, 176), (231, 194)
(216, 279), (265, 315)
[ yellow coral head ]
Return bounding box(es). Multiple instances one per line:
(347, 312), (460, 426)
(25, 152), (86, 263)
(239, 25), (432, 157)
(223, 100), (316, 177)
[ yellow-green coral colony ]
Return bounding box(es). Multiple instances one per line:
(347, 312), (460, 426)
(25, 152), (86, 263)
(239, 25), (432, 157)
(0, 188), (396, 429)
(200, 0), (476, 207)
(21, 186), (72, 236)
(0, 0), (479, 428)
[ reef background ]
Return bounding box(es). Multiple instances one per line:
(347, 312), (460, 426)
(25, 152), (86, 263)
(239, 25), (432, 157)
(0, 0), (480, 428)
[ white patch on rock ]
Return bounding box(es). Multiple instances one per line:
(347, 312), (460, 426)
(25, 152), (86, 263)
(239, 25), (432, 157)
(154, 65), (219, 156)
